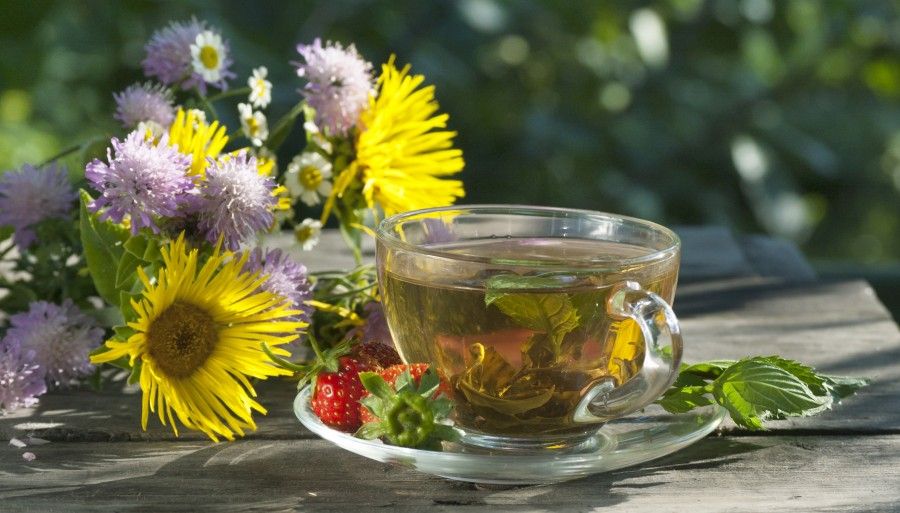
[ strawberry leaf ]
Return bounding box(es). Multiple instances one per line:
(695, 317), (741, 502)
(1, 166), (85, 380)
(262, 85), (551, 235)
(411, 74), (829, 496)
(359, 372), (393, 400)
(355, 422), (387, 440)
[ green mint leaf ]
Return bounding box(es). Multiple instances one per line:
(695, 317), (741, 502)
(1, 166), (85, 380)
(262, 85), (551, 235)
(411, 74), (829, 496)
(485, 287), (579, 361)
(483, 273), (570, 305)
(681, 360), (736, 380)
(359, 372), (393, 400)
(823, 375), (870, 400)
(657, 388), (716, 413)
(751, 356), (828, 395)
(713, 359), (832, 430)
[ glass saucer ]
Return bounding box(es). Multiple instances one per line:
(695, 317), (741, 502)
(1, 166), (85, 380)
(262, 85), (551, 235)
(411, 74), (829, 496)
(293, 387), (727, 485)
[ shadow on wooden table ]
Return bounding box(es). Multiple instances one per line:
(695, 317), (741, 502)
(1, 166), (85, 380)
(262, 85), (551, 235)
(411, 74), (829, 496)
(0, 436), (764, 511)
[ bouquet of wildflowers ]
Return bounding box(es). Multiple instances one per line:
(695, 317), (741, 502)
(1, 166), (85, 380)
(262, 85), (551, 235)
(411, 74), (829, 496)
(0, 18), (464, 442)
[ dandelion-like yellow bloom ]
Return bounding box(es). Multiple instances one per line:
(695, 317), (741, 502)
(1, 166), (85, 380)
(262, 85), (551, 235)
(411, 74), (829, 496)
(168, 108), (229, 176)
(90, 234), (305, 441)
(326, 57), (465, 220)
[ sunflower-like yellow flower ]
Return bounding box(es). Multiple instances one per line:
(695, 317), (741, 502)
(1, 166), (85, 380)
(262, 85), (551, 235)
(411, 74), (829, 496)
(90, 234), (305, 441)
(168, 108), (229, 177)
(325, 57), (465, 220)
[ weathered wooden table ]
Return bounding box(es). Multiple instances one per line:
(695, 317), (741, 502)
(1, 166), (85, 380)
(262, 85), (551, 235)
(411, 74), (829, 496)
(2, 228), (899, 512)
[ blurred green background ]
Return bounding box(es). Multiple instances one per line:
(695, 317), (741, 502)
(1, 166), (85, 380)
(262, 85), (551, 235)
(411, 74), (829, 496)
(2, 0), (899, 313)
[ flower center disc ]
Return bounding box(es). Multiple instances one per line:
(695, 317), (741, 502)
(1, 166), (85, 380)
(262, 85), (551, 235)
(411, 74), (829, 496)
(147, 301), (218, 378)
(299, 166), (323, 190)
(200, 46), (219, 69)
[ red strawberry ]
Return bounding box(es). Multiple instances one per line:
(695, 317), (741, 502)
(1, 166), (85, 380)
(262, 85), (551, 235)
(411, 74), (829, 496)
(350, 343), (402, 370)
(310, 356), (370, 432)
(358, 364), (451, 424)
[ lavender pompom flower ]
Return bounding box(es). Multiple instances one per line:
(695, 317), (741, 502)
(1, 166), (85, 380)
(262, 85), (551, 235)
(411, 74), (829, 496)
(195, 152), (277, 250)
(113, 82), (176, 129)
(0, 163), (76, 248)
(85, 130), (194, 234)
(142, 18), (233, 94)
(6, 300), (104, 387)
(243, 247), (313, 323)
(0, 338), (46, 412)
(295, 39), (374, 136)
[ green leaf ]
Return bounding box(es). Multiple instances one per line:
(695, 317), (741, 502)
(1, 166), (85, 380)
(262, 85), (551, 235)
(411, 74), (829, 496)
(115, 251), (143, 289)
(360, 372), (393, 400)
(823, 375), (870, 400)
(394, 370), (414, 393)
(430, 397), (454, 419)
(486, 290), (579, 361)
(712, 360), (832, 430)
(79, 190), (128, 306)
(416, 368), (440, 398)
(123, 235), (149, 258)
(752, 356), (828, 395)
(682, 360), (736, 379)
(484, 273), (571, 305)
(355, 422), (387, 440)
(359, 395), (385, 420)
(431, 424), (460, 442)
(657, 388), (716, 413)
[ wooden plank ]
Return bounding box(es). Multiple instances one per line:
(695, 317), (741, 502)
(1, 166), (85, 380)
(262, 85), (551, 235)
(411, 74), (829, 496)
(677, 278), (900, 432)
(2, 278), (896, 441)
(1, 436), (898, 512)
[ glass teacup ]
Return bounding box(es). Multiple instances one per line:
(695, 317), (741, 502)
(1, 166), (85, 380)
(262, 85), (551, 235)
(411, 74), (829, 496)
(376, 205), (682, 451)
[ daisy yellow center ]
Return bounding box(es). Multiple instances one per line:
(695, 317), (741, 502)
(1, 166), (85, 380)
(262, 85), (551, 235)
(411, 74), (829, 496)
(299, 166), (323, 190)
(147, 301), (218, 378)
(295, 225), (315, 243)
(246, 116), (260, 135)
(199, 46), (219, 70)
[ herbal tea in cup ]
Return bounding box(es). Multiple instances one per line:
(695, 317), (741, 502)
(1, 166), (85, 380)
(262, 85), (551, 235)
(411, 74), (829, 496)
(376, 206), (682, 450)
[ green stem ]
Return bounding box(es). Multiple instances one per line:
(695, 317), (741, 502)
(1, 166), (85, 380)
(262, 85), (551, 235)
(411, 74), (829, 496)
(265, 101), (306, 152)
(37, 144), (82, 167)
(196, 89), (219, 121)
(206, 86), (251, 102)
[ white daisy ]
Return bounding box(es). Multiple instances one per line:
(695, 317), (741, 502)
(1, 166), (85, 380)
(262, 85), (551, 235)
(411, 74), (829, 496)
(295, 218), (322, 251)
(238, 103), (269, 147)
(248, 66), (272, 108)
(284, 152), (333, 206)
(187, 108), (207, 127)
(190, 31), (228, 84)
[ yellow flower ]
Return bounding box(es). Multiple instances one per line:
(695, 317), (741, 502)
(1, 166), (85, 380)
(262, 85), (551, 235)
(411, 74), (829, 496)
(90, 234), (305, 441)
(168, 108), (229, 176)
(324, 56), (465, 220)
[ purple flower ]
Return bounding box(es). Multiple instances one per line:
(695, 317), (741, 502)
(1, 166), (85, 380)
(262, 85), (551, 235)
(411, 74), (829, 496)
(243, 247), (313, 322)
(85, 130), (195, 234)
(0, 163), (76, 248)
(295, 39), (374, 136)
(113, 82), (176, 129)
(0, 337), (46, 412)
(360, 301), (393, 346)
(6, 300), (104, 387)
(195, 152), (276, 250)
(142, 18), (234, 95)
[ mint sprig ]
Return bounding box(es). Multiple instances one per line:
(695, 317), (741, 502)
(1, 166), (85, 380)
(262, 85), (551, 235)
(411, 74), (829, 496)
(658, 356), (869, 429)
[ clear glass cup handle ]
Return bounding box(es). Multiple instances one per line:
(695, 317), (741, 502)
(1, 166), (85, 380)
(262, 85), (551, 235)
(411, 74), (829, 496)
(574, 281), (683, 423)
